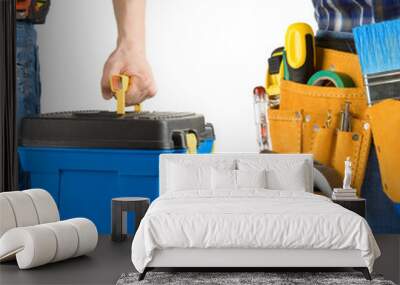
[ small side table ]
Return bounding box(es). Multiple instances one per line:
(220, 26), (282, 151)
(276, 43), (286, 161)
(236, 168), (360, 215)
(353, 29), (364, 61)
(111, 197), (150, 242)
(332, 198), (366, 218)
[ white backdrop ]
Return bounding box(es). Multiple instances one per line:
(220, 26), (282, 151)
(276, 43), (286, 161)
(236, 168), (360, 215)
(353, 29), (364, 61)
(37, 0), (316, 152)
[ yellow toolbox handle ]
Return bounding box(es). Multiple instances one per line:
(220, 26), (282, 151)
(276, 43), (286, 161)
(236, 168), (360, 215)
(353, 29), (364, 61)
(185, 133), (198, 154)
(109, 74), (141, 115)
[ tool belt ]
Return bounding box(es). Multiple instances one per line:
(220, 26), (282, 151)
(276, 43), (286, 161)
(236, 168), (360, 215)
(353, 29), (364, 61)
(269, 47), (371, 195)
(367, 100), (400, 203)
(16, 0), (51, 24)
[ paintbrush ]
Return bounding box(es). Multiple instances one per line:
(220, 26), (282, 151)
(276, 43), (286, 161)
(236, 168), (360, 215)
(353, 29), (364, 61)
(353, 19), (400, 105)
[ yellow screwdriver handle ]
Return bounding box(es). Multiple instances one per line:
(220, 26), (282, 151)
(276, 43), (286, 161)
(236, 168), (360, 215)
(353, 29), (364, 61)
(109, 74), (141, 115)
(284, 22), (316, 84)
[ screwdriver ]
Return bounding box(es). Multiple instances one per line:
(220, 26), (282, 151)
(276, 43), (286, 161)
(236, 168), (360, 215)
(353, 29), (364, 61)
(339, 102), (352, 132)
(283, 23), (316, 84)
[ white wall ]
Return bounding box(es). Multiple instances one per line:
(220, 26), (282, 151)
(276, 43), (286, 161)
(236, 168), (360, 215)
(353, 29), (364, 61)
(37, 0), (316, 152)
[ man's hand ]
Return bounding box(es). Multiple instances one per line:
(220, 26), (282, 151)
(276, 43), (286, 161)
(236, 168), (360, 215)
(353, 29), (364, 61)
(101, 44), (156, 105)
(102, 0), (155, 106)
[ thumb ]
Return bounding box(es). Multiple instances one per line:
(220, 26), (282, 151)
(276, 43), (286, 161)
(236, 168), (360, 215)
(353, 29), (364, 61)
(101, 64), (123, 100)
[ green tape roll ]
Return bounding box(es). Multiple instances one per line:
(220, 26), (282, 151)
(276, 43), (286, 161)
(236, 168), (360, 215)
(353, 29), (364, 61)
(307, 70), (355, 88)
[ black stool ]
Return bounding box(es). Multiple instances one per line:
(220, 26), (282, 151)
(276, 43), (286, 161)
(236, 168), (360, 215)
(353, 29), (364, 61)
(111, 197), (150, 242)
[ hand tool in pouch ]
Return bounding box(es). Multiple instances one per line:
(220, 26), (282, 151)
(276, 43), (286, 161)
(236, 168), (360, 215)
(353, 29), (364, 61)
(110, 74), (141, 115)
(265, 47), (284, 107)
(16, 0), (51, 24)
(283, 23), (316, 84)
(252, 86), (272, 152)
(353, 19), (400, 105)
(339, 102), (352, 132)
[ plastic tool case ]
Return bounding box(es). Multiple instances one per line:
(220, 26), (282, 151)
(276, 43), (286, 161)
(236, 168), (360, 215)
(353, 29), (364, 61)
(19, 111), (214, 233)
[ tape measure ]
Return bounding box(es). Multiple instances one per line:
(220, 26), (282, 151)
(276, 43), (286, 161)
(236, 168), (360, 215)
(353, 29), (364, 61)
(266, 47), (284, 96)
(307, 70), (355, 88)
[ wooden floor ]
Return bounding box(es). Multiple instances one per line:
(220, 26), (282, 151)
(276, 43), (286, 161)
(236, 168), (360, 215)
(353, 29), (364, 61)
(1, 235), (399, 285)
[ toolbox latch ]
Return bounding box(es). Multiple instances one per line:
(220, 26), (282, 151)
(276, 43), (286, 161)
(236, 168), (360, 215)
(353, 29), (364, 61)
(185, 132), (198, 154)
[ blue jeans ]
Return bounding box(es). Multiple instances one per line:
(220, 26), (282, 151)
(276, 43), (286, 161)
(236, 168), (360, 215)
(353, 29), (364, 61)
(16, 22), (41, 189)
(16, 22), (41, 130)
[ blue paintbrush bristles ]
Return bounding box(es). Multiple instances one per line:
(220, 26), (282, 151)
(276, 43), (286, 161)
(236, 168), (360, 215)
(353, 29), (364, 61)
(353, 19), (400, 75)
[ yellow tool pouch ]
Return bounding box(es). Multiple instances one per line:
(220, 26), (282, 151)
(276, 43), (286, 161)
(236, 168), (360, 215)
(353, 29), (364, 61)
(368, 100), (400, 203)
(311, 127), (334, 165)
(268, 109), (302, 153)
(269, 48), (371, 193)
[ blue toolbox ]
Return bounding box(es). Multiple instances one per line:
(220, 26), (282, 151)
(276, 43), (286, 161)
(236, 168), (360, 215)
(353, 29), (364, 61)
(19, 111), (214, 233)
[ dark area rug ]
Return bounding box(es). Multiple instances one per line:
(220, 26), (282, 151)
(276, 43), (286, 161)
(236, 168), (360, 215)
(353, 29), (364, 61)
(117, 271), (396, 285)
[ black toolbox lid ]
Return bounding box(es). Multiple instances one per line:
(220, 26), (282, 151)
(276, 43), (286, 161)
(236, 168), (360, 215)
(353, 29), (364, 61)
(20, 111), (215, 150)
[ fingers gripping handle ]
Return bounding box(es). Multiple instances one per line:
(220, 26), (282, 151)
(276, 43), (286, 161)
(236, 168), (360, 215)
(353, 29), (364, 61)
(109, 74), (141, 115)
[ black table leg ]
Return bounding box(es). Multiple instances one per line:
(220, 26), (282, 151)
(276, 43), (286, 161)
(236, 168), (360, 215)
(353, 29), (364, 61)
(111, 202), (124, 242)
(112, 197), (150, 242)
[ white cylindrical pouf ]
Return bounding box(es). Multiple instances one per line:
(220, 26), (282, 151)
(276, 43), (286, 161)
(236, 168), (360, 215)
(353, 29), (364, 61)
(67, 218), (98, 257)
(42, 221), (79, 262)
(0, 226), (57, 269)
(1, 192), (39, 227)
(0, 196), (17, 237)
(23, 189), (60, 223)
